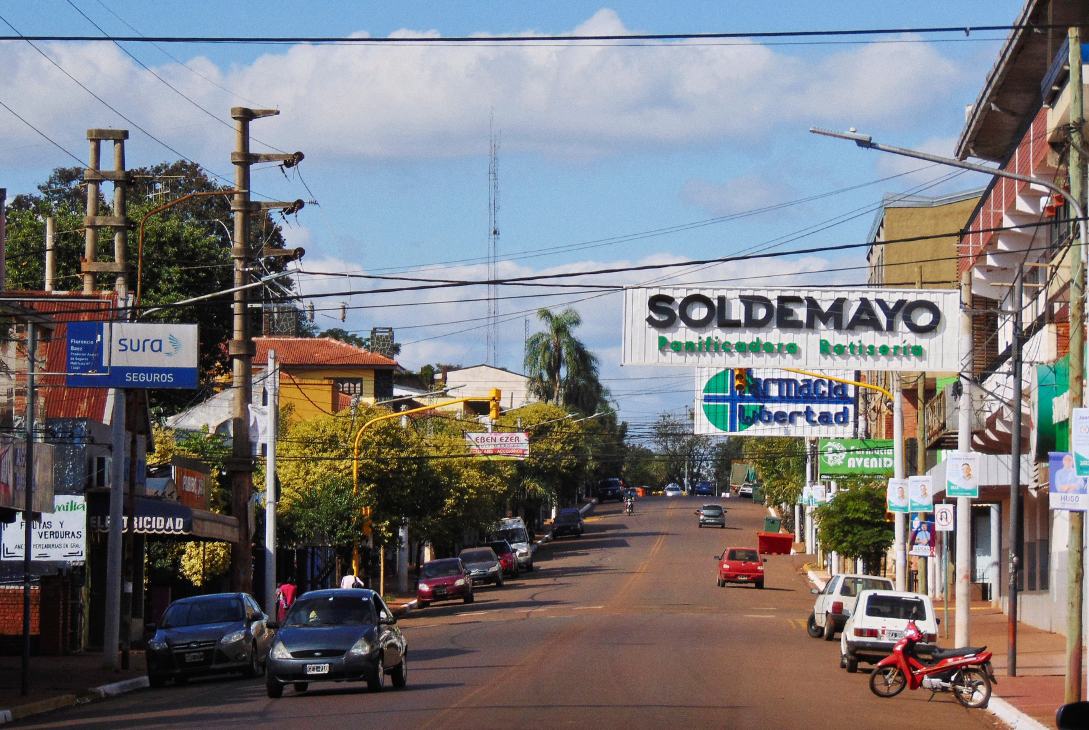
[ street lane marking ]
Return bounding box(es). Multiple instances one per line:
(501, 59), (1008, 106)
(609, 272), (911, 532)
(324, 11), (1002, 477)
(743, 614), (775, 618)
(573, 606), (604, 610)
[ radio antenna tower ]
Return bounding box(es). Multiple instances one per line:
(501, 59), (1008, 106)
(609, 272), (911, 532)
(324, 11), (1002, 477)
(487, 115), (500, 368)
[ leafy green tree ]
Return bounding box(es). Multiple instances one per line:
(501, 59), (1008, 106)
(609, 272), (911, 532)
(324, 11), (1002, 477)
(710, 438), (744, 489)
(651, 411), (712, 487)
(524, 307), (609, 415)
(288, 473), (369, 550)
(742, 437), (805, 507)
(816, 482), (894, 573)
(622, 444), (666, 489)
(320, 328), (366, 348)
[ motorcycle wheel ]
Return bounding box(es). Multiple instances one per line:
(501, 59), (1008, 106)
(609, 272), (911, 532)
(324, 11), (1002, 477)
(951, 667), (991, 709)
(806, 613), (823, 639)
(869, 666), (907, 698)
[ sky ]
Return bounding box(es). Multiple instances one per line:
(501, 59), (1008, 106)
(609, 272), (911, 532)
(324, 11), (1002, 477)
(0, 1), (1027, 430)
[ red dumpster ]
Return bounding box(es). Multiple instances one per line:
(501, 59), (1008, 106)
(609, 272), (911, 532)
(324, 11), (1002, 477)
(757, 532), (793, 555)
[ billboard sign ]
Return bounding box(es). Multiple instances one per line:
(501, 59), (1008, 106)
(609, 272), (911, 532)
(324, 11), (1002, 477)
(66, 322), (199, 389)
(818, 439), (894, 475)
(172, 457), (211, 511)
(695, 368), (855, 437)
(622, 286), (961, 372)
(466, 432), (529, 460)
(1, 495), (86, 562)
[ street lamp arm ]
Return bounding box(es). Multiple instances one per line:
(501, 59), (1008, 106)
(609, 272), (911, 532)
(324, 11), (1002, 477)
(781, 367), (892, 400)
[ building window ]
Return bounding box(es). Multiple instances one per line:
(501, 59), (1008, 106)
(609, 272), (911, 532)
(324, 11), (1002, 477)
(334, 379), (364, 396)
(374, 371), (394, 400)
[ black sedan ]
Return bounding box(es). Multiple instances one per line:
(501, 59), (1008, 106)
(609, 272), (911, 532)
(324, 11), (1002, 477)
(146, 592), (275, 687)
(459, 547), (505, 586)
(266, 589), (407, 697)
(552, 510), (584, 538)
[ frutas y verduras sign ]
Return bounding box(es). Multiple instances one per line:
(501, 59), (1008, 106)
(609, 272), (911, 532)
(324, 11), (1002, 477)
(1, 495), (86, 562)
(695, 368), (855, 437)
(621, 287), (961, 372)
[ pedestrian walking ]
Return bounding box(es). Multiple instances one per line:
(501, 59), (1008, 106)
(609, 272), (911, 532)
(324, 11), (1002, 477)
(276, 578), (297, 623)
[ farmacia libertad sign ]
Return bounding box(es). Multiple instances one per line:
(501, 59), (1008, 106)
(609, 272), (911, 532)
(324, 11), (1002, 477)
(621, 287), (960, 372)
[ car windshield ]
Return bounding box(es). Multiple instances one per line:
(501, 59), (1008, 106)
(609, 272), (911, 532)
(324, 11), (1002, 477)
(283, 595), (377, 628)
(702, 506), (723, 514)
(727, 549), (759, 562)
(865, 595), (927, 621)
(555, 513), (579, 523)
(491, 527), (528, 544)
(460, 549), (496, 563)
(485, 542), (512, 555)
(841, 578), (893, 597)
(162, 597), (243, 628)
(421, 560), (462, 579)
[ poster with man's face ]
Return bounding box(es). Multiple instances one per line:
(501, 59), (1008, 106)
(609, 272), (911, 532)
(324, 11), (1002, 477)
(909, 514), (935, 557)
(1050, 451), (1089, 512)
(908, 476), (933, 513)
(945, 453), (979, 498)
(887, 478), (909, 513)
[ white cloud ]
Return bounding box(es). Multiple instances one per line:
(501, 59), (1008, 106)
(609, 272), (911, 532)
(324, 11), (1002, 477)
(0, 12), (966, 168)
(682, 171), (801, 217)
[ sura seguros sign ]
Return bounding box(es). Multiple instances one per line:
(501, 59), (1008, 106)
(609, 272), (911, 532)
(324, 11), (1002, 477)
(621, 287), (960, 372)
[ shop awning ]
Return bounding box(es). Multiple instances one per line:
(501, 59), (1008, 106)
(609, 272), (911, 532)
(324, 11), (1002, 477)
(88, 493), (238, 543)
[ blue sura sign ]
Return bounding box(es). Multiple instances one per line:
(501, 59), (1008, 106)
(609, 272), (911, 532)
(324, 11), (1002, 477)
(694, 367), (856, 437)
(66, 322), (199, 389)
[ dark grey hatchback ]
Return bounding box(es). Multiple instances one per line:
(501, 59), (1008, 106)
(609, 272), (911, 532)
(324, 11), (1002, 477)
(145, 593), (274, 687)
(266, 589), (407, 697)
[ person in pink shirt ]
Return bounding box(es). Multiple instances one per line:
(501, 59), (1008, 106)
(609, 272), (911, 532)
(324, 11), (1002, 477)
(276, 579), (297, 623)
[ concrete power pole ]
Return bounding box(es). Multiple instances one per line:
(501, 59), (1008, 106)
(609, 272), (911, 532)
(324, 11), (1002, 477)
(264, 350), (279, 614)
(956, 270), (973, 649)
(893, 375), (906, 592)
(44, 217), (56, 291)
(227, 108), (303, 593)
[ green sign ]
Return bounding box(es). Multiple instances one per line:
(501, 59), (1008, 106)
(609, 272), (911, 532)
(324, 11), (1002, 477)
(818, 439), (895, 475)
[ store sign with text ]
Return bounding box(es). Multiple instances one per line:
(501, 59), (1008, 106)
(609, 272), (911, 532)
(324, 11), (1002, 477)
(818, 439), (894, 475)
(622, 287), (960, 372)
(466, 432), (529, 460)
(1, 495), (86, 562)
(66, 322), (199, 389)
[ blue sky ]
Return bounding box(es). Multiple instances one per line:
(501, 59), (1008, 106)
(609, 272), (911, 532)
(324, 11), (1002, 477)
(0, 1), (1026, 425)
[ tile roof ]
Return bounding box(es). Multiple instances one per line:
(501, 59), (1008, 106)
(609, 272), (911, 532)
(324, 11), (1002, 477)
(254, 337), (397, 369)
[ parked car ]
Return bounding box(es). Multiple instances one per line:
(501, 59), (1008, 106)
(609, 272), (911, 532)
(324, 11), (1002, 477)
(663, 485), (683, 497)
(737, 483), (754, 498)
(552, 510), (584, 538)
(696, 504), (727, 528)
(265, 589), (407, 697)
(488, 517), (534, 571)
(597, 478), (625, 502)
(417, 558), (474, 608)
(459, 547), (505, 586)
(146, 592), (275, 687)
(840, 590), (939, 673)
(715, 547), (766, 589)
(807, 574), (893, 641)
(693, 482), (714, 497)
(484, 540), (520, 578)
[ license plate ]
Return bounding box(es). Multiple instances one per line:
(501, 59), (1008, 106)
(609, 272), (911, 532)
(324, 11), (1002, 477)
(434, 588), (447, 596)
(305, 663), (330, 675)
(886, 631), (903, 640)
(184, 652), (204, 663)
(737, 576), (748, 580)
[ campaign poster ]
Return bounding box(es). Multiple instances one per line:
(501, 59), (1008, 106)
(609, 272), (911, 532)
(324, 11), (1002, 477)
(1050, 451), (1089, 512)
(909, 514), (935, 557)
(813, 484), (827, 505)
(908, 476), (934, 513)
(887, 478), (909, 513)
(945, 452), (979, 498)
(1073, 408), (1089, 476)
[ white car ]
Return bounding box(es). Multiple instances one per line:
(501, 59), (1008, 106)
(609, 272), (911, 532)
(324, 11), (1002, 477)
(807, 574), (893, 641)
(840, 589), (939, 673)
(663, 485), (683, 497)
(737, 483), (754, 498)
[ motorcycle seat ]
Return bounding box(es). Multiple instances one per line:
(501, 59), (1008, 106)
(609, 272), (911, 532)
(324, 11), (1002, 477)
(930, 646), (986, 660)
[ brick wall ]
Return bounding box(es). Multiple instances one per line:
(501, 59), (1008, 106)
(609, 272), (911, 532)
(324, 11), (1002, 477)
(0, 585), (39, 635)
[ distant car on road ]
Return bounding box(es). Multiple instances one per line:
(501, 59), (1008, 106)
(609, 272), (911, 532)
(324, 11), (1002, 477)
(597, 478), (625, 502)
(840, 590), (939, 673)
(146, 592), (274, 687)
(417, 558), (474, 608)
(265, 589), (406, 697)
(693, 482), (714, 497)
(715, 547), (766, 589)
(484, 540), (520, 578)
(696, 504), (726, 528)
(737, 483), (754, 498)
(488, 517), (534, 572)
(459, 547), (505, 587)
(807, 574), (893, 641)
(552, 510), (584, 538)
(663, 485), (683, 497)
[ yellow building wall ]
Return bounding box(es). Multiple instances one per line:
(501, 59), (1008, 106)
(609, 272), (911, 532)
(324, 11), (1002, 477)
(877, 196), (979, 288)
(278, 368), (378, 421)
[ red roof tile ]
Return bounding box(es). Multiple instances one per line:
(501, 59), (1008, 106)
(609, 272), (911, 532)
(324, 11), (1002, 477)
(254, 337), (397, 369)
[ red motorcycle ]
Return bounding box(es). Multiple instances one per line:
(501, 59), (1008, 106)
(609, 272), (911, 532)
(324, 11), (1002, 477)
(868, 621), (997, 709)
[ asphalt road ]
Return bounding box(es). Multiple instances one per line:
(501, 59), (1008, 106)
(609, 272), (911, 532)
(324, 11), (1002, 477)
(16, 495), (1006, 730)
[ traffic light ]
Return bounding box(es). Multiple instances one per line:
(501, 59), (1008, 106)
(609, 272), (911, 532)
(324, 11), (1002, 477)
(489, 388), (502, 420)
(734, 368), (750, 393)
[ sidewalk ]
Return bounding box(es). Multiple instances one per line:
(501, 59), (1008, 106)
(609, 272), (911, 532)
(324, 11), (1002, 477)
(0, 652), (148, 722)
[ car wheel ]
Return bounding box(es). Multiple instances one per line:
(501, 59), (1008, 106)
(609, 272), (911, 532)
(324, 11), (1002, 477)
(367, 655), (385, 692)
(720, 524), (726, 529)
(242, 644), (260, 678)
(806, 613), (823, 638)
(755, 580), (764, 589)
(846, 657), (859, 674)
(823, 620), (837, 641)
(293, 682), (308, 693)
(717, 578), (725, 587)
(418, 600), (430, 609)
(463, 591), (474, 604)
(174, 675), (188, 686)
(266, 675), (283, 699)
(496, 574), (504, 588)
(698, 524), (702, 528)
(148, 674), (167, 688)
(391, 654), (408, 690)
(839, 654), (847, 669)
(526, 561), (534, 572)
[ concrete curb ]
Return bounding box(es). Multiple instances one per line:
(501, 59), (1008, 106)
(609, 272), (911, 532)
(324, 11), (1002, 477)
(986, 696), (1051, 730)
(93, 676), (149, 699)
(0, 693), (79, 725)
(807, 570), (827, 591)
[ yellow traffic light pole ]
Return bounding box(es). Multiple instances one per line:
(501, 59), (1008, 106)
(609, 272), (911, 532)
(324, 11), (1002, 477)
(351, 389), (502, 581)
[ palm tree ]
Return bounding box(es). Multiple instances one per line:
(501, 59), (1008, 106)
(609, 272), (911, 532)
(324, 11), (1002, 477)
(524, 308), (609, 415)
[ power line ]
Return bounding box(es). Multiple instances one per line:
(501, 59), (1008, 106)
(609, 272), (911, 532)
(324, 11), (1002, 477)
(0, 98), (87, 166)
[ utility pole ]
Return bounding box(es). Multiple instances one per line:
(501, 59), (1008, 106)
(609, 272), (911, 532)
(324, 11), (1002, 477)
(44, 217), (55, 291)
(0, 188), (6, 291)
(1009, 266), (1023, 676)
(227, 108), (303, 593)
(264, 350), (279, 614)
(1067, 27), (1085, 705)
(916, 267), (928, 596)
(956, 270), (973, 649)
(893, 375), (906, 591)
(20, 324), (35, 696)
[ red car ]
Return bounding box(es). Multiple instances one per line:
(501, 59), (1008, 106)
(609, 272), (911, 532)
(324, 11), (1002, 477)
(484, 540), (520, 579)
(417, 558), (474, 608)
(715, 547), (766, 589)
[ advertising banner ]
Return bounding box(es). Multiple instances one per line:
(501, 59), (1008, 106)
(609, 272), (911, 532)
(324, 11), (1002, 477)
(1050, 451), (1089, 512)
(908, 476), (934, 513)
(801, 486), (813, 506)
(622, 286), (961, 371)
(1, 495), (86, 562)
(0, 435), (54, 514)
(1073, 408), (1089, 476)
(887, 478), (909, 513)
(172, 456), (211, 511)
(945, 452), (980, 498)
(466, 432), (529, 460)
(66, 322), (199, 389)
(818, 438), (894, 475)
(934, 503), (955, 531)
(909, 514), (935, 557)
(695, 368), (855, 437)
(812, 484), (827, 505)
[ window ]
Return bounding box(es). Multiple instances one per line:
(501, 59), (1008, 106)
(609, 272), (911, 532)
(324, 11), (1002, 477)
(865, 595), (926, 621)
(334, 379), (364, 396)
(374, 370), (394, 400)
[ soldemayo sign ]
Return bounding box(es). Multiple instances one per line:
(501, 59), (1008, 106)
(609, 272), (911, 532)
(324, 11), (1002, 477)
(66, 322), (199, 389)
(695, 368), (855, 437)
(622, 287), (960, 372)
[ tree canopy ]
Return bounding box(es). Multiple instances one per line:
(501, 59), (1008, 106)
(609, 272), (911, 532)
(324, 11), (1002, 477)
(524, 307), (609, 416)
